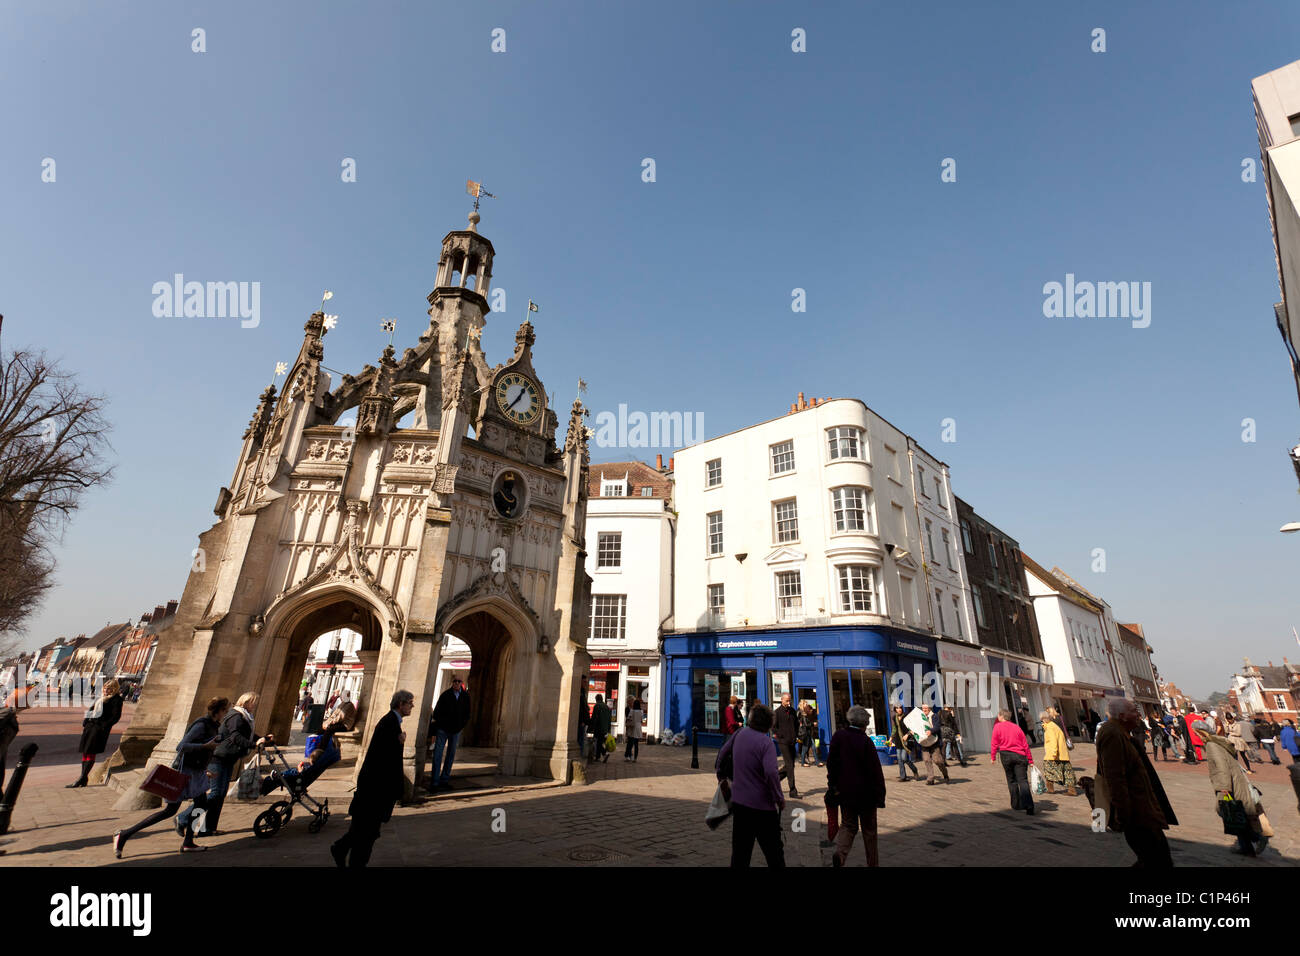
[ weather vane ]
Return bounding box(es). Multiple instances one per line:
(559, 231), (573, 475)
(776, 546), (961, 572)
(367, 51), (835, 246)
(321, 290), (333, 312)
(271, 361), (288, 388)
(466, 180), (497, 212)
(380, 319), (396, 347)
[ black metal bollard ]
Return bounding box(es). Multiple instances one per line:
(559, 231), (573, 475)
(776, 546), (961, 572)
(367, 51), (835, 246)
(690, 725), (699, 769)
(0, 742), (39, 835)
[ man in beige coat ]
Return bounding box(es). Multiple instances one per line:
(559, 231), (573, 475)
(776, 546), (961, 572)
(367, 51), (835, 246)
(1095, 698), (1174, 867)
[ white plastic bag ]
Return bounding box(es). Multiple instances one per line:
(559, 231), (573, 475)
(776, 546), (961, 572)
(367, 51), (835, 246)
(704, 783), (732, 830)
(1029, 763), (1046, 795)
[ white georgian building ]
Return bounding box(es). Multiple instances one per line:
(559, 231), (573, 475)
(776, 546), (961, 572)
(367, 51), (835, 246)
(664, 395), (953, 754)
(582, 458), (675, 741)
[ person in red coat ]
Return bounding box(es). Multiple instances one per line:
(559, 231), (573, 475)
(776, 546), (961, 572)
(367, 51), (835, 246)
(723, 695), (742, 735)
(1185, 711), (1205, 762)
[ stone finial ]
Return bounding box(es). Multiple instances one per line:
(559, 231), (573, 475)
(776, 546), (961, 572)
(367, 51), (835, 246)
(468, 210), (481, 232)
(515, 319), (536, 350)
(564, 398), (590, 464)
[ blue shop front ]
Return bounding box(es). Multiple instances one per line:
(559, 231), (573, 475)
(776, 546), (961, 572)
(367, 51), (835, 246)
(661, 627), (939, 763)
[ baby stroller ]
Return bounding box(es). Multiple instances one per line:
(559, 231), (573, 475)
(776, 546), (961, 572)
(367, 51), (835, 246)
(252, 738), (336, 838)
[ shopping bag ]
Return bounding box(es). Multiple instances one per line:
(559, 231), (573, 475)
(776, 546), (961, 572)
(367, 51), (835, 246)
(705, 783), (732, 830)
(604, 733), (616, 753)
(1217, 796), (1251, 836)
(825, 790), (840, 842)
(1028, 763), (1046, 795)
(235, 753), (262, 801)
(140, 763), (188, 803)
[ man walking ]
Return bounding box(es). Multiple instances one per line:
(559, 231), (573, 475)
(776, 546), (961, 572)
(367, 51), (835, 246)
(428, 677), (470, 789)
(588, 693), (612, 764)
(918, 704), (949, 785)
(828, 705), (886, 867)
(331, 689), (412, 868)
(1095, 698), (1174, 868)
(772, 692), (800, 799)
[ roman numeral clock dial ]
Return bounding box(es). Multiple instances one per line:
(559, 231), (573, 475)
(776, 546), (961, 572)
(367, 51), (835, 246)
(495, 372), (541, 426)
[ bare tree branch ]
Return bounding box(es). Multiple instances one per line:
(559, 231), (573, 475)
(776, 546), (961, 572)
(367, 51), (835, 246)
(0, 345), (113, 638)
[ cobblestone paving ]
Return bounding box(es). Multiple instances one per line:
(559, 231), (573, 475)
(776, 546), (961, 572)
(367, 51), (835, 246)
(3, 725), (1297, 867)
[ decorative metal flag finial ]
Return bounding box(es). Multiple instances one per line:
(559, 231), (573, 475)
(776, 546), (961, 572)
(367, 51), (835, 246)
(466, 180), (497, 212)
(321, 290), (334, 313)
(380, 319), (396, 347)
(322, 314), (338, 331)
(577, 378), (588, 397)
(270, 361), (288, 388)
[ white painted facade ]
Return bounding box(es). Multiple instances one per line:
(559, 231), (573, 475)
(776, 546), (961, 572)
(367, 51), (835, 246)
(582, 466), (674, 741)
(1023, 564), (1121, 722)
(674, 399), (931, 635)
(907, 439), (976, 645)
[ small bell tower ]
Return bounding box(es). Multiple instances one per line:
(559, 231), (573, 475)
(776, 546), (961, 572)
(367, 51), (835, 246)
(428, 208), (494, 368)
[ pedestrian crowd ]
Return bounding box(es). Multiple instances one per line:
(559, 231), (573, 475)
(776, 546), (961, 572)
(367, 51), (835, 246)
(704, 692), (1298, 868)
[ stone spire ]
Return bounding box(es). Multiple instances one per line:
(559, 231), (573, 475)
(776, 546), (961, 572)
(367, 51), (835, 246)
(242, 384), (277, 444)
(356, 344), (397, 437)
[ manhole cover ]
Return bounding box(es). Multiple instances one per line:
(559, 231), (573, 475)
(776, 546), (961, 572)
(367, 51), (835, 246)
(567, 844), (626, 863)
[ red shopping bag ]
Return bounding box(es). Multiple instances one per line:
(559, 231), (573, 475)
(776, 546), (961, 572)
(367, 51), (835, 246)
(140, 763), (188, 803)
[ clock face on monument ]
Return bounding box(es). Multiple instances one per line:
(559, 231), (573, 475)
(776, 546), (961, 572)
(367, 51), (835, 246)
(495, 372), (541, 426)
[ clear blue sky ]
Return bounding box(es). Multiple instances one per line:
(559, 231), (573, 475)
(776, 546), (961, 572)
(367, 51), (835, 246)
(3, 0), (1298, 698)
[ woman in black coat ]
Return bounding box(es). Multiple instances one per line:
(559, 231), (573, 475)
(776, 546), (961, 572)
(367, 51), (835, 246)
(199, 691), (271, 836)
(68, 679), (124, 788)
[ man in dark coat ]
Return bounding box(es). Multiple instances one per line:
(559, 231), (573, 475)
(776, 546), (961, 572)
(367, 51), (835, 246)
(428, 677), (471, 789)
(771, 692), (800, 798)
(828, 705), (886, 866)
(331, 689), (412, 868)
(588, 694), (612, 764)
(1095, 698), (1174, 868)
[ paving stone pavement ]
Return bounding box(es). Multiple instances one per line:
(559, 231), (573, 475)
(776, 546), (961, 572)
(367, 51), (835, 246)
(2, 737), (1297, 867)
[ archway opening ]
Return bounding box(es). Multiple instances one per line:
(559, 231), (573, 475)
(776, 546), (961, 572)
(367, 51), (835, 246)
(268, 598), (382, 744)
(442, 610), (514, 749)
(298, 626), (366, 723)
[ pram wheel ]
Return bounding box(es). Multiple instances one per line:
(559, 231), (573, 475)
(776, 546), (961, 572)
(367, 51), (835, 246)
(253, 807), (282, 839)
(272, 799), (292, 824)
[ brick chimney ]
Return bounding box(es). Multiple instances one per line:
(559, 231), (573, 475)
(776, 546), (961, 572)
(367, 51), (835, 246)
(656, 454), (663, 470)
(668, 456), (674, 472)
(165, 600), (179, 616)
(152, 605), (165, 623)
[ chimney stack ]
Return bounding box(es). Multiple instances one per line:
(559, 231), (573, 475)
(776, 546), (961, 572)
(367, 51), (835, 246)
(165, 599), (179, 616)
(797, 391), (806, 410)
(656, 454), (663, 470)
(668, 456), (674, 472)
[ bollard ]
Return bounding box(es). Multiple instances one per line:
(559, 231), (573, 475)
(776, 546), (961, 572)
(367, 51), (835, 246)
(690, 725), (699, 770)
(0, 742), (39, 835)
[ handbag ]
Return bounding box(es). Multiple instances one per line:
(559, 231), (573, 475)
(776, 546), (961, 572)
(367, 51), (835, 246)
(235, 752), (262, 801)
(141, 762), (189, 803)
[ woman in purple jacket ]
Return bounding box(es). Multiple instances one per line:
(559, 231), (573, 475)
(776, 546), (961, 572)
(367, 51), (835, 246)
(715, 703), (785, 868)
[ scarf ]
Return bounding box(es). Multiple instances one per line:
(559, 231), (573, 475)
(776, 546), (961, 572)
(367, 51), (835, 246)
(84, 694), (108, 721)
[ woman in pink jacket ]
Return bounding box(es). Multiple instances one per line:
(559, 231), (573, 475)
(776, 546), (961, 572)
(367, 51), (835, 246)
(990, 709), (1035, 815)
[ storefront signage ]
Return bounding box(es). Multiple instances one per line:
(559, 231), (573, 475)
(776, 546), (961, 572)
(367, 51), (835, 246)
(1011, 661), (1037, 681)
(936, 641), (988, 672)
(717, 639), (779, 649)
(893, 638), (935, 657)
(590, 659), (621, 671)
